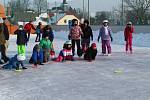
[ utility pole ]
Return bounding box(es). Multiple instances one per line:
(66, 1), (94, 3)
(83, 0), (85, 19)
(122, 0), (124, 25)
(55, 1), (57, 25)
(88, 0), (90, 24)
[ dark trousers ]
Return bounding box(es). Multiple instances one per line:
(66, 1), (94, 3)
(71, 39), (81, 56)
(27, 32), (30, 41)
(0, 45), (9, 62)
(35, 33), (41, 42)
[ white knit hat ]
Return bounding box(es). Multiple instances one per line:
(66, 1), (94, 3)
(17, 54), (26, 61)
(65, 40), (71, 45)
(103, 20), (109, 23)
(0, 17), (3, 23)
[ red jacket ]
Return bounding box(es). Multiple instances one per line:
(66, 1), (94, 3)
(124, 26), (134, 39)
(24, 23), (35, 33)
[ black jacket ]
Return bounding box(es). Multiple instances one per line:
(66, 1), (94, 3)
(14, 29), (28, 45)
(82, 26), (93, 39)
(84, 47), (97, 60)
(3, 23), (9, 40)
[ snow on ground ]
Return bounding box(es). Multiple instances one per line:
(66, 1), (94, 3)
(0, 32), (150, 100)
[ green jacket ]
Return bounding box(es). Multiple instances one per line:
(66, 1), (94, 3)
(40, 38), (52, 50)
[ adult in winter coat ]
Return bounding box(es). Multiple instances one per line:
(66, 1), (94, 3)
(14, 25), (28, 56)
(68, 19), (83, 56)
(56, 41), (74, 62)
(40, 34), (53, 63)
(29, 44), (44, 66)
(0, 17), (9, 64)
(35, 22), (42, 42)
(97, 20), (113, 56)
(3, 18), (9, 54)
(124, 22), (134, 54)
(24, 21), (36, 41)
(84, 43), (97, 61)
(81, 20), (93, 52)
(42, 25), (54, 42)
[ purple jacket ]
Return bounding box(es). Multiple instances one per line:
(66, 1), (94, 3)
(98, 26), (112, 40)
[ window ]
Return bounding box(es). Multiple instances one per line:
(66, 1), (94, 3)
(64, 19), (67, 23)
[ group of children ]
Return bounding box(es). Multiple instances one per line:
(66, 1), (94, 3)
(1, 18), (134, 71)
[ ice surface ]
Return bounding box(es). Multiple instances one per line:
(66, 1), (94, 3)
(0, 32), (150, 100)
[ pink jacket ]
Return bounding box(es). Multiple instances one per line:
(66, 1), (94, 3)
(69, 26), (83, 40)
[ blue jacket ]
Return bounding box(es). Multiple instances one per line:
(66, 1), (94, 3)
(3, 55), (23, 69)
(98, 26), (112, 40)
(30, 49), (43, 63)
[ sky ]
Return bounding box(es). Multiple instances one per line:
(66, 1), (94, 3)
(49, 0), (121, 15)
(1, 0), (121, 16)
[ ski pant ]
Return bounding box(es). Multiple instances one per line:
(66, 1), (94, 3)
(0, 44), (9, 62)
(126, 37), (132, 52)
(81, 38), (90, 52)
(71, 39), (81, 56)
(101, 40), (111, 54)
(35, 33), (41, 42)
(17, 45), (26, 55)
(43, 49), (50, 63)
(27, 32), (30, 41)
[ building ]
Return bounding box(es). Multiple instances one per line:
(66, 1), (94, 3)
(49, 13), (79, 25)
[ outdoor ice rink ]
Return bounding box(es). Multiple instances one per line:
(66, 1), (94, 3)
(0, 34), (150, 100)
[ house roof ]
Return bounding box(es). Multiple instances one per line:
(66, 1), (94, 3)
(0, 3), (6, 18)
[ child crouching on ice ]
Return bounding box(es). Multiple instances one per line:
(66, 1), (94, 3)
(29, 44), (44, 67)
(56, 41), (74, 62)
(2, 54), (27, 71)
(84, 43), (97, 62)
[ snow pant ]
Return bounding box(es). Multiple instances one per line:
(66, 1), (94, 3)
(17, 45), (26, 55)
(81, 38), (90, 52)
(43, 49), (50, 63)
(0, 44), (9, 62)
(101, 40), (111, 54)
(71, 39), (81, 56)
(27, 32), (30, 41)
(126, 37), (132, 52)
(35, 33), (41, 42)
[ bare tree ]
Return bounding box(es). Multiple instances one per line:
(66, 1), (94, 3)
(124, 0), (150, 24)
(33, 0), (47, 15)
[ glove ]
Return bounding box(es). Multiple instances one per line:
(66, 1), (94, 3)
(97, 36), (100, 42)
(110, 37), (113, 42)
(68, 35), (71, 40)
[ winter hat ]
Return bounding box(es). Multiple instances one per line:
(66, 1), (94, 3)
(91, 43), (97, 49)
(17, 54), (26, 61)
(19, 25), (23, 30)
(65, 40), (71, 45)
(127, 22), (132, 25)
(103, 20), (109, 23)
(84, 19), (89, 25)
(0, 17), (4, 23)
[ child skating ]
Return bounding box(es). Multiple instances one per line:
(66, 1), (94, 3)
(97, 20), (113, 56)
(124, 22), (134, 54)
(56, 41), (74, 62)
